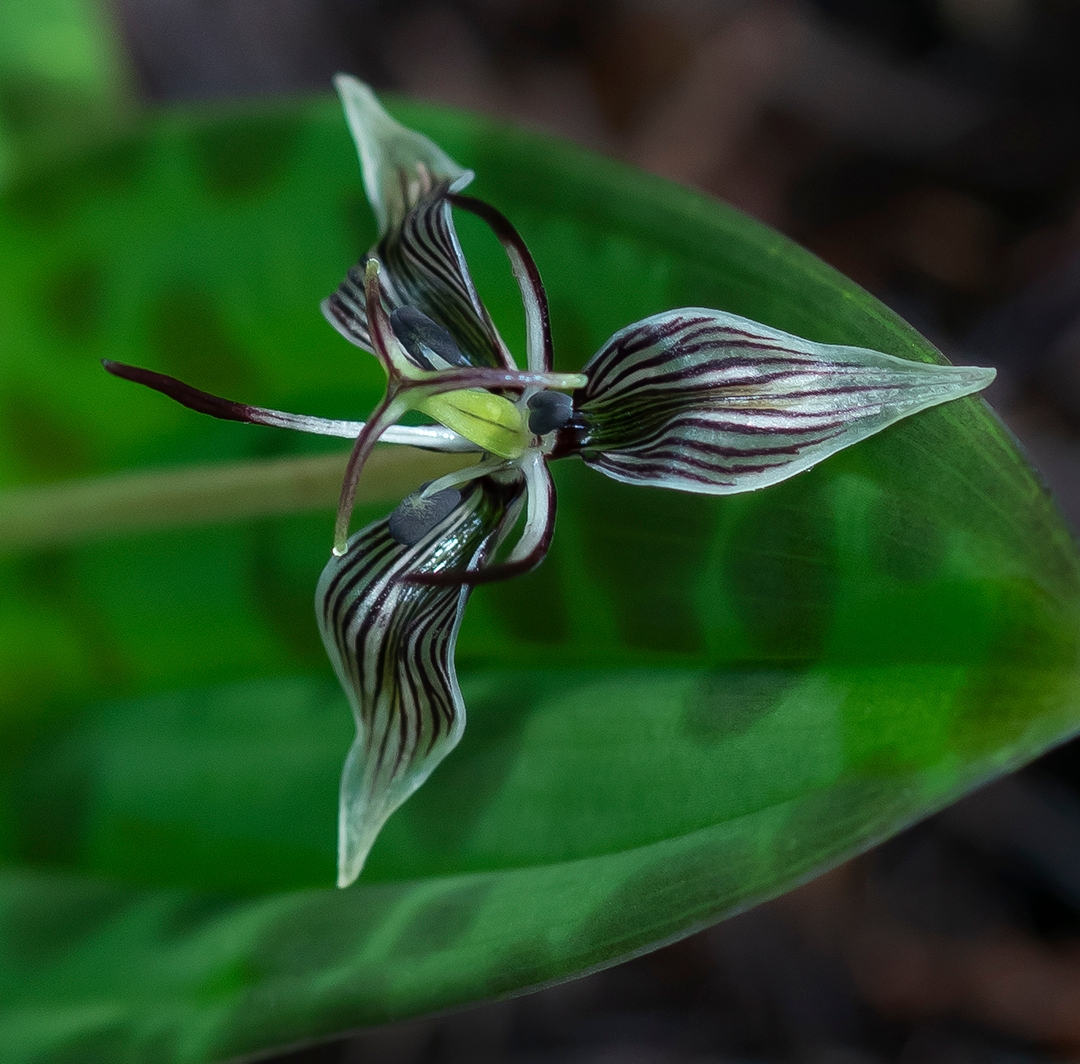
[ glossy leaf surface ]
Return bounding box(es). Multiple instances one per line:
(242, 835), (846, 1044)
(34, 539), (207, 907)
(1, 97), (1079, 1063)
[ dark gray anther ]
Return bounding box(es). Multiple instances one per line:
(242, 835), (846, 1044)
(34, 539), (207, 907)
(527, 390), (574, 435)
(390, 306), (470, 369)
(388, 486), (463, 546)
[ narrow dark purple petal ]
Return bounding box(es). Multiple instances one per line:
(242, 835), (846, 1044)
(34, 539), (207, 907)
(333, 392), (409, 554)
(318, 474), (524, 886)
(102, 360), (294, 429)
(565, 309), (996, 495)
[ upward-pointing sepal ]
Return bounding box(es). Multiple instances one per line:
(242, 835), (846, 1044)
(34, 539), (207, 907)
(560, 309), (996, 495)
(333, 74), (473, 234)
(325, 79), (511, 367)
(322, 180), (513, 369)
(316, 473), (525, 887)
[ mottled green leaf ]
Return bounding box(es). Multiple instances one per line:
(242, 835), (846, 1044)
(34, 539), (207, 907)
(1, 96), (1078, 1064)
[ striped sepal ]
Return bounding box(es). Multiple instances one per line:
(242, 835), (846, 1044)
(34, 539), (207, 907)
(322, 186), (511, 369)
(334, 74), (472, 235)
(316, 475), (522, 887)
(321, 252), (378, 354)
(570, 309), (996, 495)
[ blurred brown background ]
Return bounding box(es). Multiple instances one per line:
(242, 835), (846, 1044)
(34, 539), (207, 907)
(104, 1), (1080, 1061)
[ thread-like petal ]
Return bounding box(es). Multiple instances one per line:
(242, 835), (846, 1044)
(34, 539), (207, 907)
(565, 309), (996, 494)
(316, 475), (524, 886)
(101, 359), (477, 451)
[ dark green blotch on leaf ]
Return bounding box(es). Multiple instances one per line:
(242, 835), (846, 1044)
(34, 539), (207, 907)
(189, 114), (303, 199)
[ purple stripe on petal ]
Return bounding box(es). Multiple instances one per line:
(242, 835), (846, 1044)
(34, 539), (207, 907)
(317, 474), (524, 887)
(567, 308), (995, 496)
(324, 185), (511, 369)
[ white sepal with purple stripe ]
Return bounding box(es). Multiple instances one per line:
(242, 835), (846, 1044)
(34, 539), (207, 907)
(333, 73), (473, 235)
(570, 309), (996, 495)
(322, 185), (512, 369)
(316, 475), (523, 887)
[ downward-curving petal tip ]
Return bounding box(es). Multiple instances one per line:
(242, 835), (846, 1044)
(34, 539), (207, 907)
(333, 74), (474, 234)
(317, 476), (524, 886)
(334, 695), (466, 887)
(336, 735), (405, 887)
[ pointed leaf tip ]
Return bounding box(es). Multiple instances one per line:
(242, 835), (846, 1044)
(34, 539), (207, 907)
(569, 309), (996, 495)
(333, 74), (474, 234)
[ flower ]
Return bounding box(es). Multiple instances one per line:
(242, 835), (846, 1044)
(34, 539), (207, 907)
(104, 76), (996, 886)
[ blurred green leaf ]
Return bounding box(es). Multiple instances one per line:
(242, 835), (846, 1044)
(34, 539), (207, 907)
(0, 0), (132, 187)
(1, 97), (1079, 1063)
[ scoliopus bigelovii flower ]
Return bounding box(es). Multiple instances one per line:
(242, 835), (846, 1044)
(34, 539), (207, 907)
(104, 76), (995, 887)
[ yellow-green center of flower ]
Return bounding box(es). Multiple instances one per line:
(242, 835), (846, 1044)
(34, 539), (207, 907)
(418, 389), (530, 458)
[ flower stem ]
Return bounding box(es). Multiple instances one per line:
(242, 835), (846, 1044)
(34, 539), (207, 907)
(0, 447), (475, 555)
